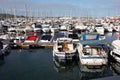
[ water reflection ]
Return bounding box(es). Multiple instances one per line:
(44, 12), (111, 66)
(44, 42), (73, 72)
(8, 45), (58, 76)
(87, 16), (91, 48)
(0, 56), (5, 66)
(53, 57), (76, 74)
(78, 62), (109, 80)
(110, 61), (120, 75)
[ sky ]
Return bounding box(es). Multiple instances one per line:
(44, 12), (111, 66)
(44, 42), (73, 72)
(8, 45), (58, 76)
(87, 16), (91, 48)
(0, 0), (120, 17)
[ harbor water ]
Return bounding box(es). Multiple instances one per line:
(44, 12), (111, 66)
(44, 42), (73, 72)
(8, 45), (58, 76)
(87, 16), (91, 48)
(0, 32), (120, 80)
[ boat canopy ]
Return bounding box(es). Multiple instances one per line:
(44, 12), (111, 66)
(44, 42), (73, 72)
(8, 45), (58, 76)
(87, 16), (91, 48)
(41, 35), (52, 41)
(68, 34), (79, 39)
(35, 25), (42, 28)
(57, 38), (72, 43)
(80, 40), (107, 46)
(82, 33), (100, 40)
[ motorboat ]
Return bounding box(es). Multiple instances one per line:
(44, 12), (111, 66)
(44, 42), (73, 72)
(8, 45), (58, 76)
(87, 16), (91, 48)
(39, 34), (54, 43)
(110, 40), (120, 63)
(74, 23), (87, 32)
(77, 33), (108, 71)
(50, 25), (59, 33)
(24, 35), (38, 44)
(77, 43), (108, 70)
(95, 24), (105, 35)
(68, 33), (79, 42)
(41, 24), (51, 33)
(32, 23), (42, 32)
(113, 25), (120, 32)
(53, 37), (77, 62)
(59, 25), (67, 31)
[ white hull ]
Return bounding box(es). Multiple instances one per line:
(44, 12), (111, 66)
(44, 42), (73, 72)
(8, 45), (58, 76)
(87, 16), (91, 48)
(110, 40), (120, 63)
(95, 27), (104, 35)
(53, 37), (76, 61)
(77, 43), (108, 68)
(113, 26), (120, 32)
(104, 27), (113, 32)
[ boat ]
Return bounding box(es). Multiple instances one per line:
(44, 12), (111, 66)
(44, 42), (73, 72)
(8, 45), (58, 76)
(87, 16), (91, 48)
(95, 24), (105, 35)
(77, 33), (108, 71)
(50, 25), (59, 33)
(41, 24), (51, 33)
(0, 39), (11, 56)
(59, 25), (67, 31)
(74, 23), (87, 32)
(80, 33), (101, 40)
(32, 23), (42, 32)
(53, 37), (77, 62)
(113, 25), (120, 32)
(102, 23), (113, 32)
(110, 40), (120, 63)
(24, 35), (38, 44)
(39, 34), (54, 43)
(68, 33), (79, 42)
(104, 26), (113, 32)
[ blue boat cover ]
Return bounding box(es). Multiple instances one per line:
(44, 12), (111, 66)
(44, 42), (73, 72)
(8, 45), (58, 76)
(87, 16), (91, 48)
(82, 33), (100, 40)
(80, 40), (108, 46)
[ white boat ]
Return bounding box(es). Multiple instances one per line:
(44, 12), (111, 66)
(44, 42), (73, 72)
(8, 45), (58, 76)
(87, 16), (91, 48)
(110, 40), (120, 63)
(68, 33), (79, 42)
(77, 33), (108, 71)
(113, 25), (120, 32)
(86, 25), (95, 33)
(59, 25), (67, 31)
(39, 34), (54, 43)
(53, 37), (77, 62)
(50, 25), (59, 33)
(77, 43), (108, 70)
(41, 24), (51, 33)
(104, 26), (113, 32)
(32, 23), (42, 32)
(95, 24), (105, 35)
(74, 23), (87, 32)
(102, 23), (113, 32)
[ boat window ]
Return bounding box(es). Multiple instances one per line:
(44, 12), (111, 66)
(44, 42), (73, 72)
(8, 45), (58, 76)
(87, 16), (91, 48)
(83, 48), (90, 55)
(112, 52), (120, 57)
(42, 26), (49, 28)
(41, 35), (52, 41)
(68, 34), (79, 39)
(0, 41), (3, 49)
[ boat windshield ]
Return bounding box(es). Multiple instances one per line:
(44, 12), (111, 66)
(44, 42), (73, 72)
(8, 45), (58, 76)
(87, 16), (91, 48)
(43, 26), (49, 28)
(41, 35), (52, 41)
(68, 34), (79, 39)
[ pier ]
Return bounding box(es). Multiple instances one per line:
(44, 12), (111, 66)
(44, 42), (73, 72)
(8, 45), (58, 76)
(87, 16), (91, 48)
(13, 42), (55, 49)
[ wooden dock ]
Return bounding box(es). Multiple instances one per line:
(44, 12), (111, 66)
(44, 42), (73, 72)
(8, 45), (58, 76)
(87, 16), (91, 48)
(13, 42), (55, 49)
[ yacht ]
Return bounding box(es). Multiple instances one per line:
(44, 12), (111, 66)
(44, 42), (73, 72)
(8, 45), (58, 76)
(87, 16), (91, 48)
(95, 24), (105, 35)
(110, 40), (120, 63)
(39, 34), (54, 43)
(53, 37), (77, 62)
(77, 33), (108, 71)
